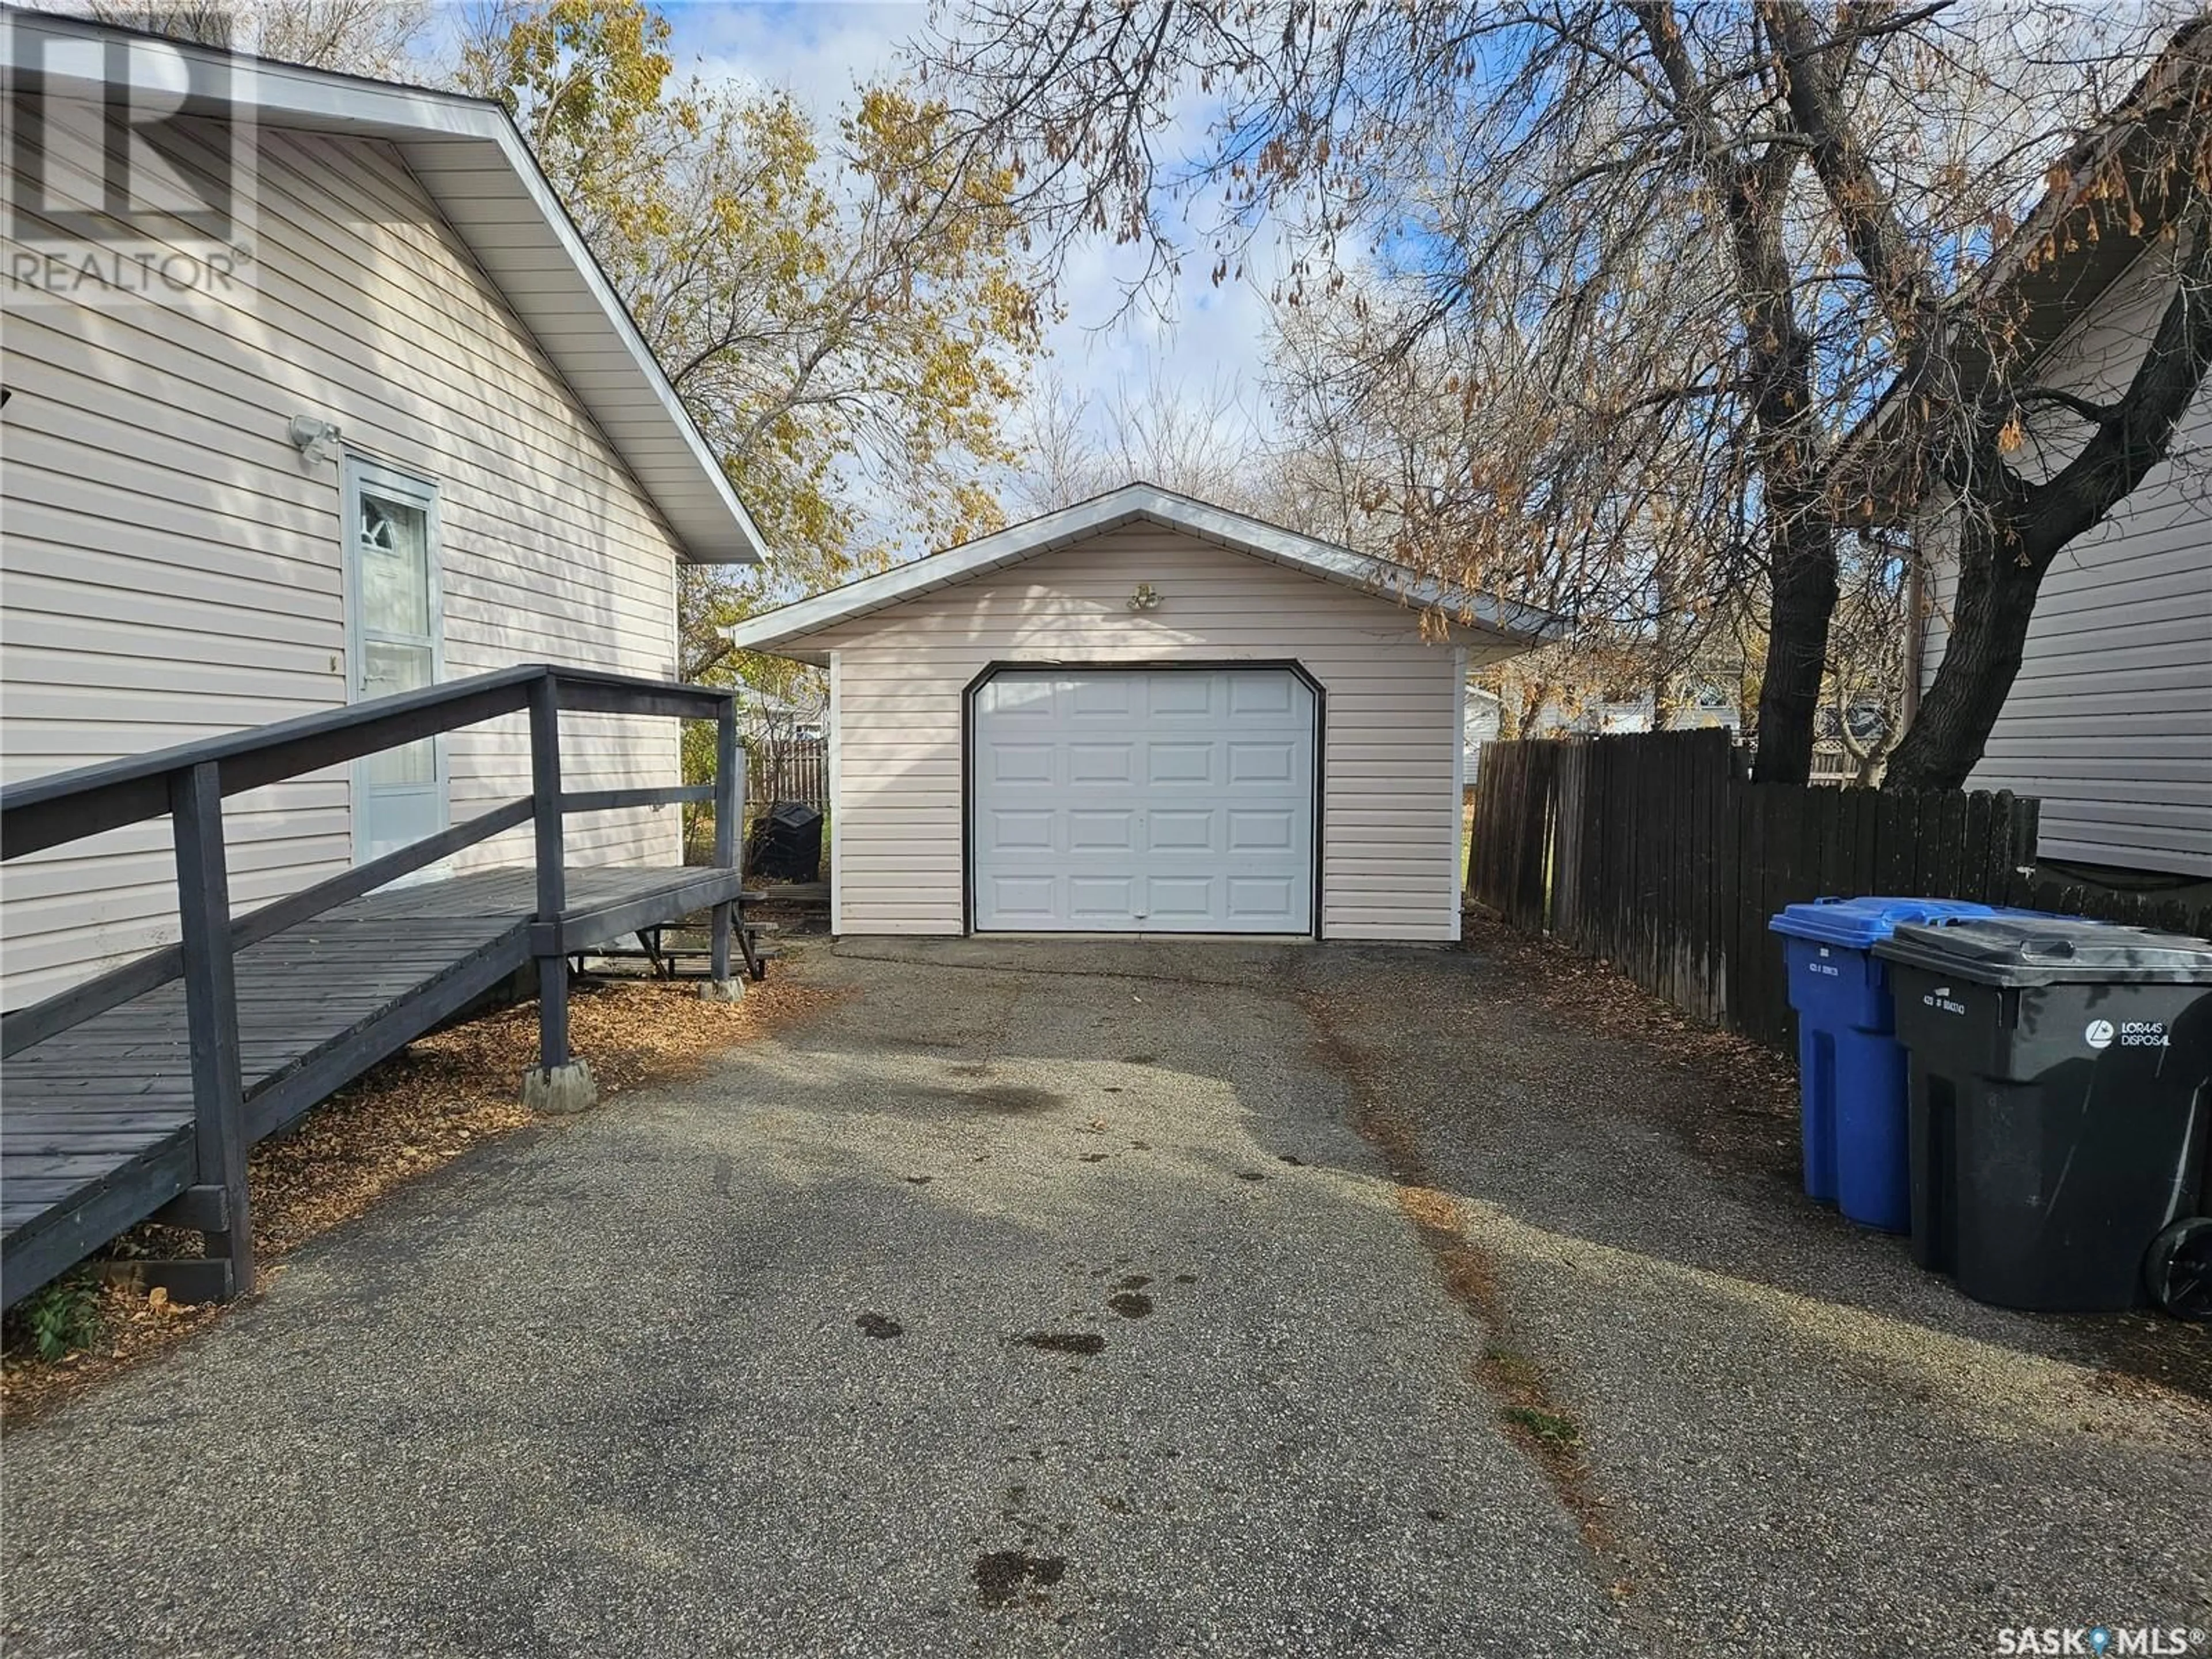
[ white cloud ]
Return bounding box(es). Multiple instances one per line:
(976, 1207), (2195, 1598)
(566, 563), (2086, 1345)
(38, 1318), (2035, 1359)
(666, 0), (916, 117)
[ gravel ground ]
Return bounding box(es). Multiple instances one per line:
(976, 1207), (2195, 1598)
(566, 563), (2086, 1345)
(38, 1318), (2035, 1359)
(4, 933), (2207, 1658)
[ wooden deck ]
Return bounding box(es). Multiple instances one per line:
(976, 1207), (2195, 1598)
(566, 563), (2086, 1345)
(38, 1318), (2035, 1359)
(1, 864), (743, 1303)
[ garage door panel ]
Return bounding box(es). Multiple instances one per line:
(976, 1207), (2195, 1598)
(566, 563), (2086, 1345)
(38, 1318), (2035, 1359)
(1228, 877), (1298, 921)
(1227, 741), (1298, 783)
(989, 809), (1056, 850)
(1148, 809), (1216, 851)
(1149, 675), (1215, 717)
(1146, 876), (1218, 920)
(987, 874), (1058, 921)
(1069, 809), (1135, 849)
(1071, 677), (1135, 717)
(1147, 742), (1215, 784)
(1228, 809), (1294, 851)
(990, 743), (1056, 785)
(1069, 876), (1138, 918)
(986, 679), (1055, 716)
(1069, 743), (1134, 783)
(1228, 675), (1295, 715)
(974, 667), (1315, 934)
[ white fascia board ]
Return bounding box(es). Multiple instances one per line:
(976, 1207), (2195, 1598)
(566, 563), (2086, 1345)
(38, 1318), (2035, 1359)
(0, 8), (767, 567)
(724, 484), (1565, 654)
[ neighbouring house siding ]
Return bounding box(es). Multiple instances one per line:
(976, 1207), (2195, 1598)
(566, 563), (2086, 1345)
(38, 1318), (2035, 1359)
(1919, 248), (2212, 877)
(1, 120), (684, 1007)
(808, 525), (1484, 941)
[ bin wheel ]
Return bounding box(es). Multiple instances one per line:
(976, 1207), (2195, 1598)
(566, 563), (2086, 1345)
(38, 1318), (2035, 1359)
(2143, 1218), (2212, 1321)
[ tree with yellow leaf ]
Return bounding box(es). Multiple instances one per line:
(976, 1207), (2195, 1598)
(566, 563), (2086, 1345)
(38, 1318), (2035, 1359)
(459, 0), (1043, 677)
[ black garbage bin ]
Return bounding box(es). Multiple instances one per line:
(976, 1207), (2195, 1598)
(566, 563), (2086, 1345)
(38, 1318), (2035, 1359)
(747, 801), (823, 882)
(1872, 916), (2212, 1313)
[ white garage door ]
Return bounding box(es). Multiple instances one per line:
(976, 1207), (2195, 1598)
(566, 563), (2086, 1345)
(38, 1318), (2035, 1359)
(972, 667), (1317, 933)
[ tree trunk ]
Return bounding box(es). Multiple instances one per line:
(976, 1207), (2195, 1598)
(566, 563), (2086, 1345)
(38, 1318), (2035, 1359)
(1888, 208), (2210, 790)
(1724, 160), (1834, 786)
(1881, 517), (2040, 790)
(1630, 10), (1837, 783)
(1753, 507), (1837, 783)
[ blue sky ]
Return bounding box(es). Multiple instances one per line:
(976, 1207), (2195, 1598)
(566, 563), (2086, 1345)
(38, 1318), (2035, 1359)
(658, 0), (1283, 464)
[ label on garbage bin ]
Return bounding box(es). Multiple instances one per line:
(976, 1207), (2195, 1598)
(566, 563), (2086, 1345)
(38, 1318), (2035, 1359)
(1921, 984), (1967, 1015)
(2085, 1017), (2169, 1051)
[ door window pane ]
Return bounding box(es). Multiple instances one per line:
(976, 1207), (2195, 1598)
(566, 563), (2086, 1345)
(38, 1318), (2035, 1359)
(364, 641), (436, 784)
(358, 494), (430, 638)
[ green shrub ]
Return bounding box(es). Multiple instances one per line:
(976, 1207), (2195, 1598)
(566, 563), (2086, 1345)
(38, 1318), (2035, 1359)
(13, 1272), (104, 1361)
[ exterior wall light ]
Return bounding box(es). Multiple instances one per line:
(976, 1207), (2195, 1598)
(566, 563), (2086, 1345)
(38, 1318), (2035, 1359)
(1127, 583), (1162, 612)
(287, 414), (343, 464)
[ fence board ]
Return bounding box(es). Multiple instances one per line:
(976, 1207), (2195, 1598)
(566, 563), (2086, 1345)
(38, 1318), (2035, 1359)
(1464, 730), (2210, 1057)
(747, 741), (828, 816)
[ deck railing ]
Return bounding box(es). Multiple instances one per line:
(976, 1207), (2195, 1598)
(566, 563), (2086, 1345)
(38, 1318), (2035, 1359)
(0, 664), (742, 1301)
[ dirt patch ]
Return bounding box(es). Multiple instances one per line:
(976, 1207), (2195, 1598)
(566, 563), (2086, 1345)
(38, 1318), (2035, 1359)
(1457, 913), (1801, 1181)
(972, 1550), (1066, 1608)
(855, 1313), (904, 1340)
(1302, 990), (1638, 1599)
(2, 971), (842, 1424)
(966, 1085), (1062, 1115)
(1017, 1332), (1105, 1356)
(1105, 1292), (1153, 1319)
(1453, 915), (2212, 1407)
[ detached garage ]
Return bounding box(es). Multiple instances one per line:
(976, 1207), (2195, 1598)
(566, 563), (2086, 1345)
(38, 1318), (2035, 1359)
(724, 485), (1553, 942)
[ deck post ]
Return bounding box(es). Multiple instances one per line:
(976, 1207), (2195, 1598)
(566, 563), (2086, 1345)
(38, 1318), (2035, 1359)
(170, 759), (254, 1300)
(706, 696), (741, 994)
(524, 672), (595, 1111)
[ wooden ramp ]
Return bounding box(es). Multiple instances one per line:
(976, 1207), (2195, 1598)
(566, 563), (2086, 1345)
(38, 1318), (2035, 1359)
(1, 865), (746, 1304)
(3, 664), (753, 1306)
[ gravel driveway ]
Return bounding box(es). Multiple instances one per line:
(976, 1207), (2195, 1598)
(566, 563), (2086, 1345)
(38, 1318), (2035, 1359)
(5, 934), (2207, 1657)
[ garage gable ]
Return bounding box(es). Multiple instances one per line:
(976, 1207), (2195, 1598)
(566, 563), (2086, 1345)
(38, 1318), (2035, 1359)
(722, 483), (1558, 663)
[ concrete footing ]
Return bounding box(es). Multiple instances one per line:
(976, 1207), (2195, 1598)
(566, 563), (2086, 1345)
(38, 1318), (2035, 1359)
(697, 976), (747, 1004)
(522, 1059), (598, 1115)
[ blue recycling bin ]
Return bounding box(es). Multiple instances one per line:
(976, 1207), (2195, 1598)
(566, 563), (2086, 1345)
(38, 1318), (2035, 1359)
(1768, 897), (1999, 1231)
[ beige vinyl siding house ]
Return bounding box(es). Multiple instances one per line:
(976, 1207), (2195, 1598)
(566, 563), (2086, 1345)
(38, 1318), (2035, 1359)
(1914, 247), (2212, 878)
(727, 487), (1549, 943)
(1, 14), (766, 1006)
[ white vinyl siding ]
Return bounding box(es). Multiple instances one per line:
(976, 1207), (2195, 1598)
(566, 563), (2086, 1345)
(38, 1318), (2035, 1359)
(1, 121), (684, 1006)
(1918, 247), (2212, 877)
(813, 526), (1468, 941)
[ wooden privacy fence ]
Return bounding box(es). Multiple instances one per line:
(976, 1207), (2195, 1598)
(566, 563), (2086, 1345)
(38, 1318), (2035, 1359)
(747, 739), (827, 815)
(1469, 728), (2212, 1055)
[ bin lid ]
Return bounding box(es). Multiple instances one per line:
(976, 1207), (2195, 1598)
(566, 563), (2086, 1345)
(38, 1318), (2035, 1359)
(1873, 915), (2212, 986)
(1767, 895), (1995, 949)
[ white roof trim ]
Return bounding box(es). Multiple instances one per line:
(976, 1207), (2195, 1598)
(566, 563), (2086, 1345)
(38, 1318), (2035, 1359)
(1, 8), (767, 565)
(724, 484), (1561, 657)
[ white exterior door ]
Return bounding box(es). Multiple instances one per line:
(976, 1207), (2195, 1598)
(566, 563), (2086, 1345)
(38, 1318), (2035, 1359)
(342, 457), (447, 864)
(972, 667), (1316, 933)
